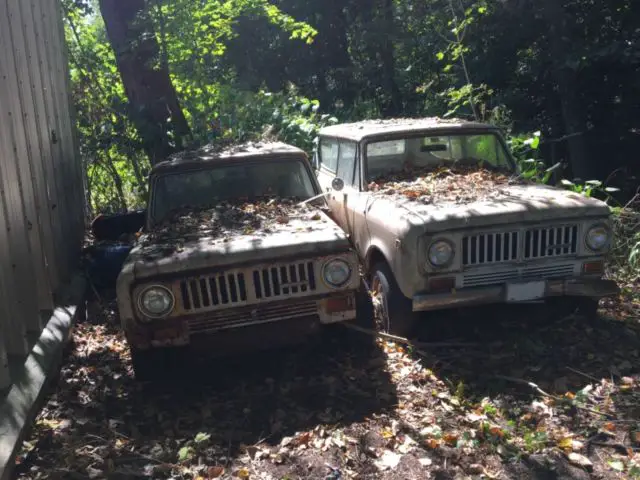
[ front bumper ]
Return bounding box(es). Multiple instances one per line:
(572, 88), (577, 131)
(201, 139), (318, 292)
(412, 277), (620, 312)
(126, 291), (357, 350)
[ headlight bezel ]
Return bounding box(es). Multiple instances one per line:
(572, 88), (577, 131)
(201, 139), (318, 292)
(584, 223), (611, 252)
(136, 284), (175, 319)
(427, 238), (455, 268)
(322, 257), (353, 288)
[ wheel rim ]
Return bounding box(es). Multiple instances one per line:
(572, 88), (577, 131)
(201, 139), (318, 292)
(371, 275), (390, 333)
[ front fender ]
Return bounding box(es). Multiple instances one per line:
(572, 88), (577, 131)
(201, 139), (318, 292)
(116, 261), (136, 331)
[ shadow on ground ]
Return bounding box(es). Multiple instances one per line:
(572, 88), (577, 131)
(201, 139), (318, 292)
(14, 292), (397, 478)
(13, 292), (640, 480)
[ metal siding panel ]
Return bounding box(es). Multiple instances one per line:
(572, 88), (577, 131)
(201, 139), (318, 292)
(6, 0), (54, 312)
(30, 0), (69, 285)
(0, 5), (44, 335)
(0, 180), (28, 356)
(0, 326), (9, 389)
(48, 0), (84, 257)
(41, 0), (76, 273)
(17, 0), (61, 294)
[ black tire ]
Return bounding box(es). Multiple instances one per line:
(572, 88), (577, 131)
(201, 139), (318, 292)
(370, 262), (419, 337)
(546, 297), (600, 321)
(130, 347), (186, 382)
(575, 297), (600, 319)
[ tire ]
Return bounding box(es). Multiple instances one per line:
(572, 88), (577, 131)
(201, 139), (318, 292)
(575, 297), (600, 319)
(130, 347), (186, 382)
(370, 262), (419, 337)
(546, 297), (600, 321)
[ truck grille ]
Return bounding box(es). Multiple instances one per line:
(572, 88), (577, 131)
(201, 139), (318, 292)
(180, 273), (248, 310)
(179, 261), (317, 312)
(524, 225), (578, 259)
(462, 263), (575, 288)
(462, 224), (578, 266)
(253, 261), (316, 299)
(463, 231), (519, 265)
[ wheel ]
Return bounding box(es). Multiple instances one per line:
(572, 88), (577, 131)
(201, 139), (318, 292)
(546, 297), (600, 321)
(575, 297), (600, 319)
(370, 262), (418, 337)
(130, 347), (186, 382)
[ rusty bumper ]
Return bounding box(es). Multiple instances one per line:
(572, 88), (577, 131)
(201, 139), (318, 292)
(412, 277), (620, 312)
(125, 292), (357, 351)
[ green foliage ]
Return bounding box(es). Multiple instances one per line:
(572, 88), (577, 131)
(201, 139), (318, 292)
(213, 87), (338, 153)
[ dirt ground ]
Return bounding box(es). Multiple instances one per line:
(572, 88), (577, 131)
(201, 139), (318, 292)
(12, 289), (640, 480)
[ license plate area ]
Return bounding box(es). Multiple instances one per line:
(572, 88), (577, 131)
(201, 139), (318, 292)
(506, 281), (546, 302)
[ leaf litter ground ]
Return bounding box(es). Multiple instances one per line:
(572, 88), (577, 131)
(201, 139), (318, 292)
(13, 291), (640, 480)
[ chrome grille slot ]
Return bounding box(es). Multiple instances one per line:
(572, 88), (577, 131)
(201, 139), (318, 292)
(524, 225), (578, 259)
(462, 263), (575, 288)
(253, 261), (316, 299)
(180, 272), (247, 311)
(463, 231), (519, 266)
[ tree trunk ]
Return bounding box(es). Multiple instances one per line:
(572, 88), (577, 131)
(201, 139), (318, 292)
(98, 0), (191, 165)
(377, 0), (402, 116)
(541, 0), (591, 180)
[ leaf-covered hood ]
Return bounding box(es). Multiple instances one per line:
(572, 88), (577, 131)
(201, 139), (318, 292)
(122, 209), (350, 281)
(369, 183), (611, 234)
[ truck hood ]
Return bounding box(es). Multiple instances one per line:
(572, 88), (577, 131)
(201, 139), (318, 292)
(374, 183), (611, 233)
(124, 209), (350, 280)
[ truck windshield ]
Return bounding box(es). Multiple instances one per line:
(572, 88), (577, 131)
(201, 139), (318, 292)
(365, 132), (514, 181)
(150, 159), (318, 224)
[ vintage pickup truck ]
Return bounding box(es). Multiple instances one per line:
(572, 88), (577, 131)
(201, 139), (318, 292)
(116, 142), (362, 380)
(314, 118), (619, 335)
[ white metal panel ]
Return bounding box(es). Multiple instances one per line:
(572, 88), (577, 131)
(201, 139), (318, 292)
(0, 326), (9, 390)
(0, 195), (29, 356)
(47, 0), (85, 256)
(5, 0), (54, 313)
(29, 0), (70, 285)
(0, 4), (43, 336)
(16, 0), (61, 295)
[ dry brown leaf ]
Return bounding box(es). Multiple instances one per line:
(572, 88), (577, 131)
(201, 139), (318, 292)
(207, 466), (224, 478)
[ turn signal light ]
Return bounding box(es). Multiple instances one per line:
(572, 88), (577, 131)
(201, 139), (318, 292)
(429, 277), (455, 292)
(325, 295), (354, 314)
(582, 261), (604, 275)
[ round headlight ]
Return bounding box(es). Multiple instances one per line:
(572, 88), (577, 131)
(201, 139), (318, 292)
(428, 239), (454, 267)
(137, 285), (175, 318)
(585, 225), (610, 251)
(323, 258), (352, 287)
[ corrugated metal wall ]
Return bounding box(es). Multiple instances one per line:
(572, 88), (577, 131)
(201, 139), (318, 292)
(0, 0), (84, 389)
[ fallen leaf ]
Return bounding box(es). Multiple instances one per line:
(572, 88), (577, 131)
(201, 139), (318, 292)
(558, 437), (574, 450)
(424, 438), (440, 449)
(608, 460), (625, 472)
(234, 468), (250, 478)
(207, 466), (225, 478)
(374, 450), (401, 470)
(443, 433), (459, 446)
(568, 453), (593, 470)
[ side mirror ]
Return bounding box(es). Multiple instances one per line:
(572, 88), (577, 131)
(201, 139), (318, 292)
(332, 177), (345, 192)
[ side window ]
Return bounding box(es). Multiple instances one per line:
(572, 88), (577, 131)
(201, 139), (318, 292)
(319, 138), (338, 172)
(337, 140), (358, 186)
